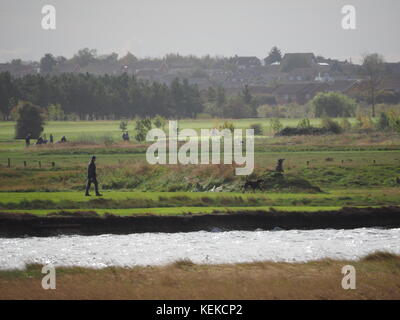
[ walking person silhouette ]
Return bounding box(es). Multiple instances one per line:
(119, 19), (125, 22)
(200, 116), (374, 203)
(85, 156), (102, 196)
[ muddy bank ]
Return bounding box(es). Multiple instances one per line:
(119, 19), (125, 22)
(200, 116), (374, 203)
(0, 207), (400, 237)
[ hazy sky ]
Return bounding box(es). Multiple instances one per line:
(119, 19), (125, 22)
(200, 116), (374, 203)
(1, 0), (399, 63)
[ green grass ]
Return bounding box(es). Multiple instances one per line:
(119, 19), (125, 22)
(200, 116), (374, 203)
(0, 118), (358, 142)
(0, 189), (398, 212)
(0, 119), (399, 214)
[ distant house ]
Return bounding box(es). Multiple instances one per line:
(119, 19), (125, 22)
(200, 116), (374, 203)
(133, 59), (166, 81)
(325, 80), (358, 93)
(286, 67), (318, 82)
(54, 62), (82, 74)
(248, 85), (276, 96)
(273, 82), (328, 105)
(230, 56), (261, 70)
(280, 53), (317, 72)
(385, 63), (400, 76)
(345, 77), (400, 98)
(0, 62), (38, 77)
(135, 68), (163, 82)
(81, 60), (120, 75)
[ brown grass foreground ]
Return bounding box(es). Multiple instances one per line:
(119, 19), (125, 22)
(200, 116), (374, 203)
(0, 252), (399, 300)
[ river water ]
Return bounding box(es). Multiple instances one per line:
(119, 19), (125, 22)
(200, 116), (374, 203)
(0, 228), (399, 270)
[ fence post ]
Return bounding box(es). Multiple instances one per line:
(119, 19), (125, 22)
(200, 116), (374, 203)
(52, 161), (55, 168)
(38, 161), (41, 168)
(7, 158), (10, 168)
(24, 161), (27, 168)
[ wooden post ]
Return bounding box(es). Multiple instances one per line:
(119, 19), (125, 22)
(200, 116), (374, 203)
(52, 161), (55, 168)
(24, 161), (27, 168)
(7, 158), (10, 168)
(39, 161), (41, 168)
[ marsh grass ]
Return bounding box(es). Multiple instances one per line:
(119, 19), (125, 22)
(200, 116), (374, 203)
(0, 252), (399, 300)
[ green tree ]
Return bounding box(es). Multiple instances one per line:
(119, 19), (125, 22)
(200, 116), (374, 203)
(222, 96), (253, 119)
(312, 92), (356, 118)
(153, 115), (167, 129)
(361, 53), (385, 117)
(40, 53), (57, 74)
(207, 86), (216, 103)
(119, 119), (129, 132)
(269, 118), (283, 134)
(297, 118), (311, 129)
(15, 101), (45, 139)
(47, 104), (65, 121)
(377, 112), (390, 131)
(72, 48), (97, 67)
(264, 46), (282, 65)
(0, 72), (18, 120)
(340, 118), (352, 132)
(134, 118), (152, 142)
(216, 86), (226, 108)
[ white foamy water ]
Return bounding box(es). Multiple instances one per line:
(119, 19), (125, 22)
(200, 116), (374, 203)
(0, 228), (399, 270)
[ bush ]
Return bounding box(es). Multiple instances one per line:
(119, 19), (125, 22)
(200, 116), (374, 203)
(387, 110), (400, 133)
(340, 118), (352, 132)
(356, 115), (374, 131)
(249, 123), (263, 135)
(204, 102), (223, 118)
(312, 92), (356, 118)
(222, 96), (253, 119)
(102, 135), (114, 146)
(276, 118), (343, 136)
(276, 126), (326, 136)
(376, 112), (390, 131)
(119, 120), (128, 132)
(14, 101), (45, 139)
(269, 118), (283, 134)
(297, 118), (311, 129)
(66, 113), (80, 121)
(47, 104), (65, 121)
(135, 118), (152, 142)
(219, 121), (235, 133)
(153, 115), (167, 129)
(320, 118), (342, 134)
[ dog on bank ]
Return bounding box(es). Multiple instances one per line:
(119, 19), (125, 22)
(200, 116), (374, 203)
(243, 179), (264, 192)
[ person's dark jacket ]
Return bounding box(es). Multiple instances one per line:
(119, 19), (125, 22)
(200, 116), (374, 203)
(88, 161), (96, 179)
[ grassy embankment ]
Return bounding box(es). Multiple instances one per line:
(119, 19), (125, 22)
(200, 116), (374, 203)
(0, 252), (399, 300)
(0, 189), (398, 216)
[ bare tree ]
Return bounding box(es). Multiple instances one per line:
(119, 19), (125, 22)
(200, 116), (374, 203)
(361, 53), (385, 117)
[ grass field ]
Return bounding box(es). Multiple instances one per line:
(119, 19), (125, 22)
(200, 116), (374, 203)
(1, 252), (399, 300)
(0, 118), (338, 141)
(0, 120), (399, 215)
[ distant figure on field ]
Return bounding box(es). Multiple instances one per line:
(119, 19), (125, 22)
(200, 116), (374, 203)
(275, 159), (285, 174)
(36, 136), (44, 145)
(122, 132), (130, 141)
(49, 134), (54, 143)
(60, 136), (67, 143)
(25, 133), (32, 147)
(85, 156), (102, 196)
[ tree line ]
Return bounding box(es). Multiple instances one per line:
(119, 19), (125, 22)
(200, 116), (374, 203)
(0, 72), (204, 120)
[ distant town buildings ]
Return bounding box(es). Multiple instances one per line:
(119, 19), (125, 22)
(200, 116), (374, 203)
(1, 51), (400, 105)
